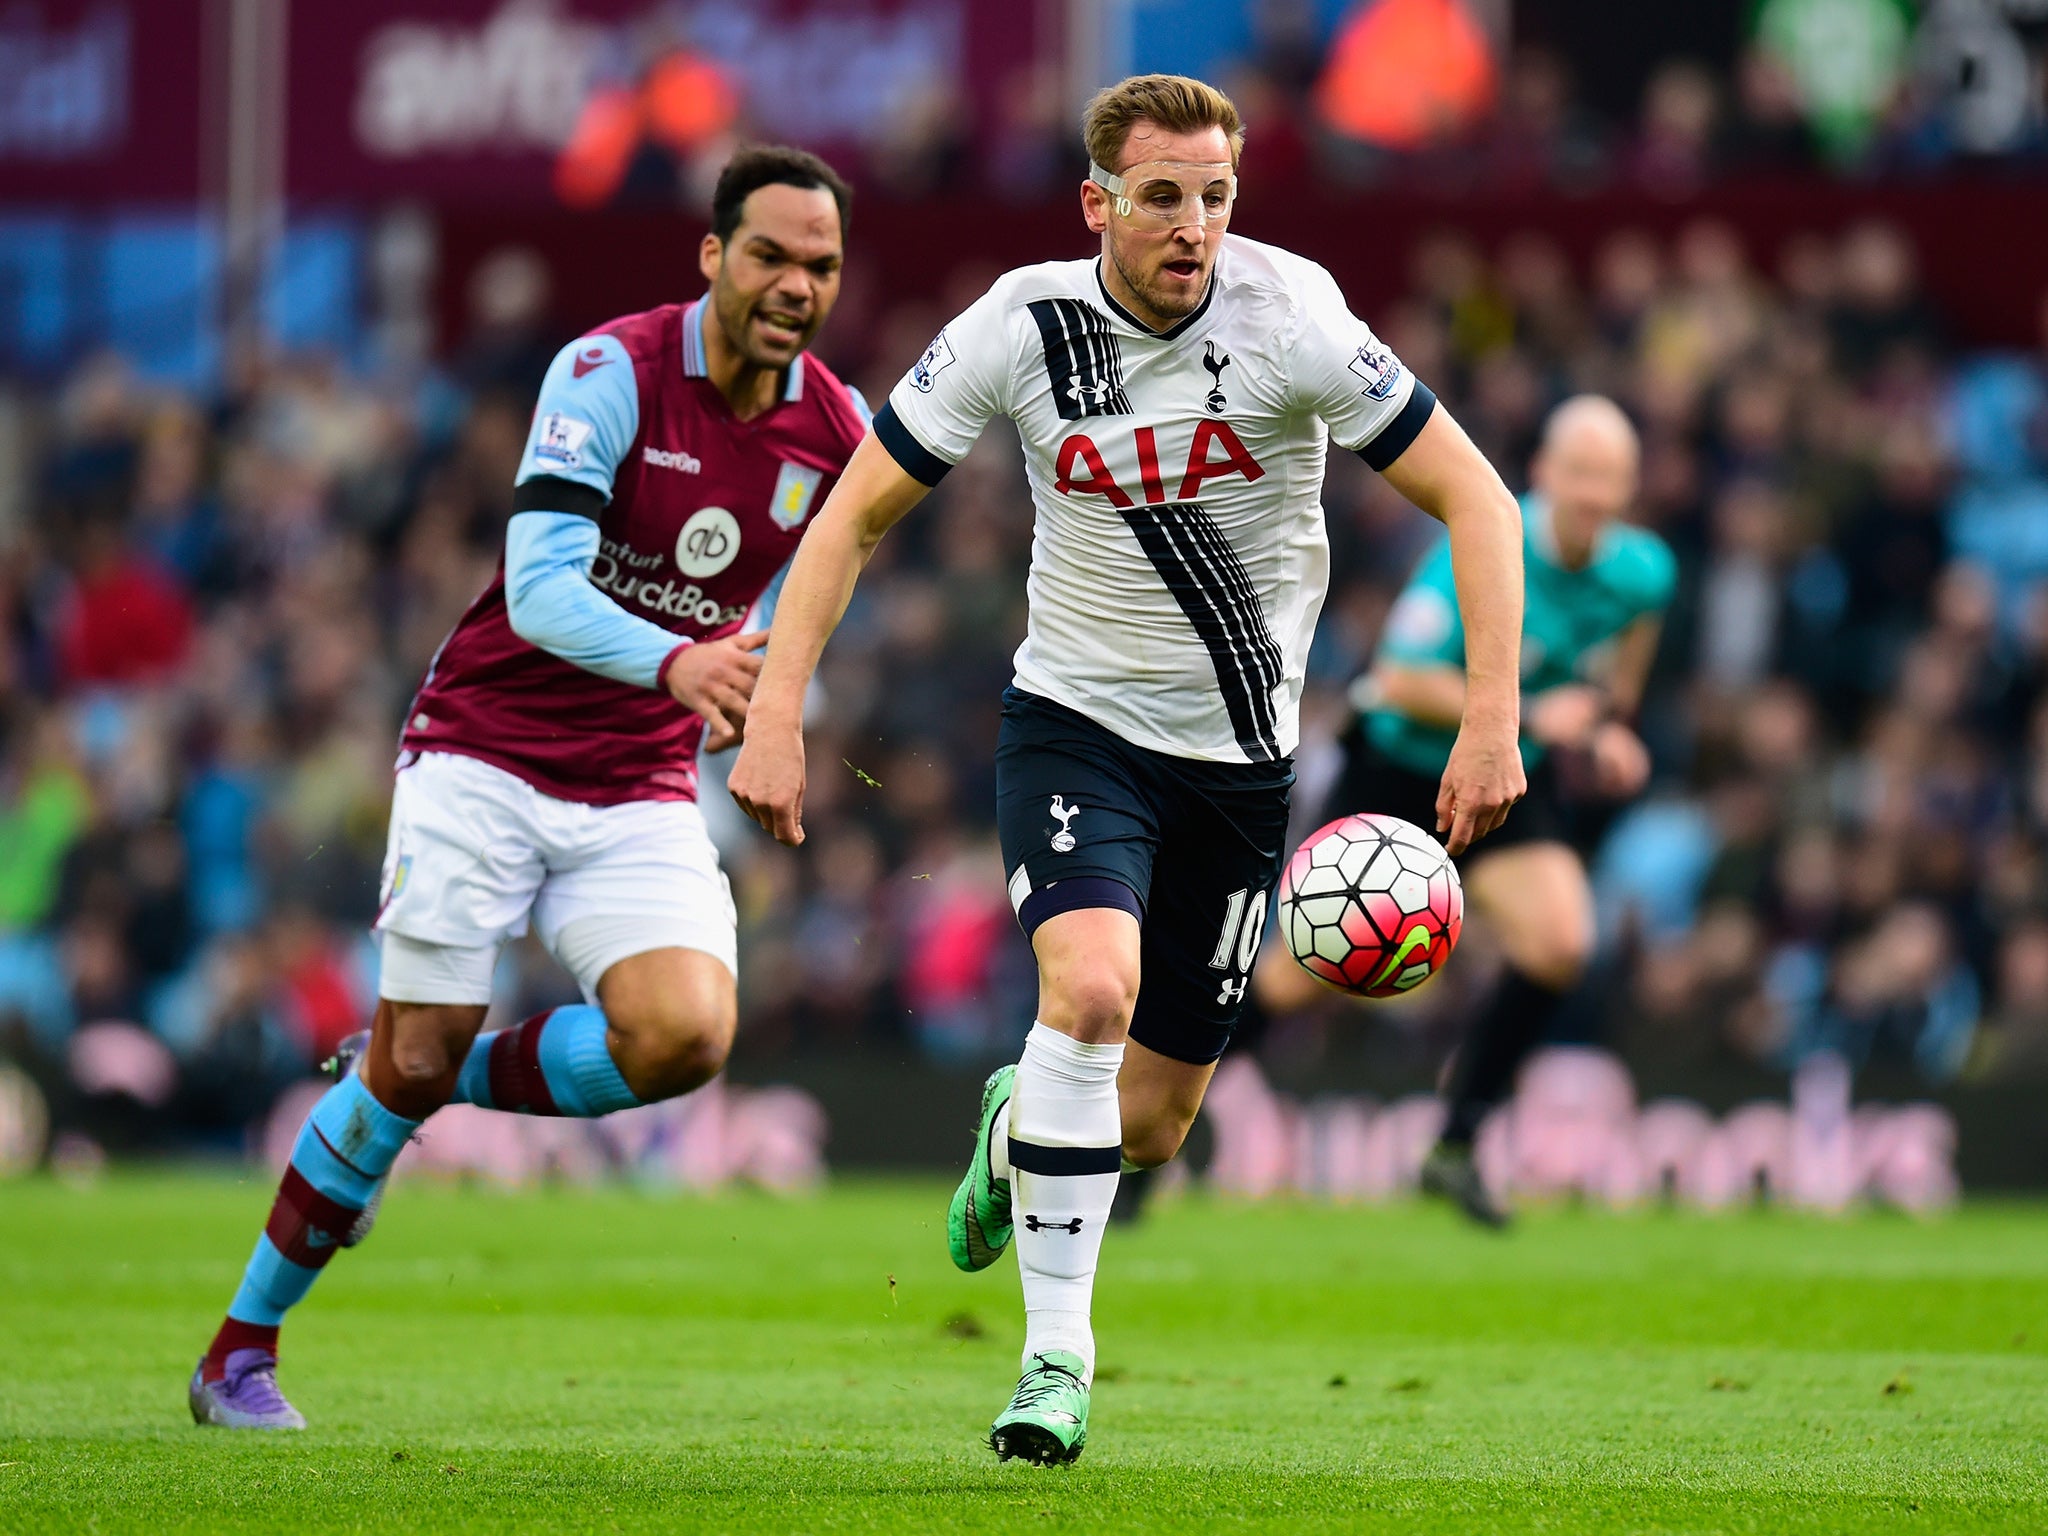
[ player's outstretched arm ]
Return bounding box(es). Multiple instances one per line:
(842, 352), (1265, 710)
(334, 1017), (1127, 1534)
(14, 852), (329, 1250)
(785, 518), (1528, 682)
(728, 434), (931, 845)
(1378, 407), (1526, 855)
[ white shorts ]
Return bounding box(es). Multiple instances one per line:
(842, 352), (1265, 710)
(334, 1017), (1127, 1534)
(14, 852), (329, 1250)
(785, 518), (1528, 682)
(374, 751), (736, 1005)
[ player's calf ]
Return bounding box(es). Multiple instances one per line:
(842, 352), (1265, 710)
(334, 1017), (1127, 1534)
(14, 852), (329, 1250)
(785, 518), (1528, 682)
(596, 946), (737, 1102)
(431, 948), (737, 1117)
(1119, 1113), (1195, 1171)
(1116, 1041), (1215, 1170)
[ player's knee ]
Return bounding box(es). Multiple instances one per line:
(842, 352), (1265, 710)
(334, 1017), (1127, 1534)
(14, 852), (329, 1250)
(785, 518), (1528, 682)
(1041, 957), (1140, 1042)
(1517, 921), (1593, 992)
(376, 1003), (477, 1115)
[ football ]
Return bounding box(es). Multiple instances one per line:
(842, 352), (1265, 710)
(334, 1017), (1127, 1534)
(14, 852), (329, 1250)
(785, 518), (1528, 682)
(1277, 813), (1463, 997)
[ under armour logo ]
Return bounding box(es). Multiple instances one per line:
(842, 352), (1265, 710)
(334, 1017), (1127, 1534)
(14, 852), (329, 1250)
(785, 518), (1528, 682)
(1067, 378), (1115, 408)
(1049, 796), (1080, 853)
(1024, 1214), (1084, 1234)
(1202, 340), (1231, 414)
(1216, 976), (1249, 1007)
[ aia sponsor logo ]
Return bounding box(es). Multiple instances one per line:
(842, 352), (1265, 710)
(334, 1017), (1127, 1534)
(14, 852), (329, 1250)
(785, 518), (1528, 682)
(1053, 419), (1265, 507)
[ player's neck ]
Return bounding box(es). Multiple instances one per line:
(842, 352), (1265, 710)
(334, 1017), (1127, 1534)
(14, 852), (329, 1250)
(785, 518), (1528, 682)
(1097, 254), (1205, 336)
(700, 314), (788, 422)
(1534, 497), (1595, 572)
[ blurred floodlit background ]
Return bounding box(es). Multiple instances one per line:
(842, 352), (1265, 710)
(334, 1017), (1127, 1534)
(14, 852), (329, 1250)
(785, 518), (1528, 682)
(2, 0), (2047, 1202)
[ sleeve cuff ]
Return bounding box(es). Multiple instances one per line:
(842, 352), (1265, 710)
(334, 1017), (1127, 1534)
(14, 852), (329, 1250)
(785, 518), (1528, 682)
(873, 401), (956, 487)
(656, 639), (694, 693)
(1357, 381), (1438, 472)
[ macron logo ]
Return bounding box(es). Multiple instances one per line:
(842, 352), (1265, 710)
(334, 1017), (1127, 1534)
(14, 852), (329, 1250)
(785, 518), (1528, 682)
(643, 446), (702, 474)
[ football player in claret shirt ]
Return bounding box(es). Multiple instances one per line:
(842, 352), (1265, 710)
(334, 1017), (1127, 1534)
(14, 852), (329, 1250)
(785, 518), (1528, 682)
(190, 146), (871, 1430)
(729, 75), (1529, 1462)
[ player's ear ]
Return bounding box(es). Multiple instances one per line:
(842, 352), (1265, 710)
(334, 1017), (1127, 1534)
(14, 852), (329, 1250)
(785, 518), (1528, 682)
(1080, 181), (1110, 236)
(698, 233), (724, 286)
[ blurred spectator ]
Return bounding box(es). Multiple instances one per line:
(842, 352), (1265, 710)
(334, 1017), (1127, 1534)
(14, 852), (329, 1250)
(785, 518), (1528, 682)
(1630, 60), (1721, 194)
(0, 712), (90, 933)
(554, 45), (741, 209)
(1314, 0), (1499, 154)
(455, 248), (562, 404)
(1476, 48), (1609, 191)
(1721, 47), (1817, 171)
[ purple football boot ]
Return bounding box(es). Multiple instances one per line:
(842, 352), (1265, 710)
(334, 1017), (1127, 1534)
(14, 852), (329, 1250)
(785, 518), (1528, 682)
(189, 1349), (307, 1430)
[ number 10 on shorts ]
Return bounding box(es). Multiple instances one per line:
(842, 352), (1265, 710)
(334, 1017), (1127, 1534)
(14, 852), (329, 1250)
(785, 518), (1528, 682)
(1209, 886), (1267, 1004)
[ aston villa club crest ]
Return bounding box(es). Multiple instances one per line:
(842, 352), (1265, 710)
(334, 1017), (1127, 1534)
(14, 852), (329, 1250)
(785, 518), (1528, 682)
(771, 462), (824, 530)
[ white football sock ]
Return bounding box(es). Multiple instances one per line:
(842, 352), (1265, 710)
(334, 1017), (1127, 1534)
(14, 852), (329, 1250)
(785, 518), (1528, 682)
(1007, 1020), (1123, 1384)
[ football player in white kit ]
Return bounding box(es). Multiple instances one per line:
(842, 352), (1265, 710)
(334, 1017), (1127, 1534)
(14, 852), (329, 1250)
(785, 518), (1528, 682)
(729, 75), (1528, 1462)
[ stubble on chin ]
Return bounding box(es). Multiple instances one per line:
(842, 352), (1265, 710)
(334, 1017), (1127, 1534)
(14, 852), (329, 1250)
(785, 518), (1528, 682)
(1113, 249), (1203, 321)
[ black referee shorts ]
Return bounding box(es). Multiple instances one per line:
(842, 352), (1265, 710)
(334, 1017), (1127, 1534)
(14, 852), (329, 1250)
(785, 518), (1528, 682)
(994, 687), (1294, 1066)
(1322, 718), (1573, 859)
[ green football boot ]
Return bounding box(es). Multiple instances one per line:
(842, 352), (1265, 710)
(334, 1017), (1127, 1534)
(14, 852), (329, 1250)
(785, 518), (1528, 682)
(947, 1064), (1015, 1272)
(989, 1350), (1091, 1464)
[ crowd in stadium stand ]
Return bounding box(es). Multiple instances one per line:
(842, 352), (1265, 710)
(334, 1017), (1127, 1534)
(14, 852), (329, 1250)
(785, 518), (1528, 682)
(3, 202), (2048, 1150)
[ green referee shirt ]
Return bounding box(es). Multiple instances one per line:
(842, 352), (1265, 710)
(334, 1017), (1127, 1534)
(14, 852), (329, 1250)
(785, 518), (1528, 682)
(1360, 495), (1676, 777)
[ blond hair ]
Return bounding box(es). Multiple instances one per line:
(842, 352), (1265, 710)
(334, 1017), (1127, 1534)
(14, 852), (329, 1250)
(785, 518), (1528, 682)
(1082, 74), (1245, 172)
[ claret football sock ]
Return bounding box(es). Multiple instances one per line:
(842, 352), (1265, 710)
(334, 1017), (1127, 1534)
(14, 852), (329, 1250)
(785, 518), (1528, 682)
(203, 1074), (419, 1381)
(1440, 967), (1565, 1147)
(448, 1005), (644, 1117)
(1007, 1021), (1123, 1385)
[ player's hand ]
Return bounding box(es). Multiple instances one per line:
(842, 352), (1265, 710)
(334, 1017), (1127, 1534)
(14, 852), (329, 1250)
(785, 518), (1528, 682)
(1436, 717), (1525, 856)
(665, 631), (769, 752)
(1588, 720), (1650, 799)
(1525, 684), (1605, 749)
(727, 718), (807, 846)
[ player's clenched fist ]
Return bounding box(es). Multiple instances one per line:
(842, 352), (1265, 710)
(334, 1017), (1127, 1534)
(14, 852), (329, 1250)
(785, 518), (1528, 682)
(727, 720), (806, 846)
(665, 631), (770, 752)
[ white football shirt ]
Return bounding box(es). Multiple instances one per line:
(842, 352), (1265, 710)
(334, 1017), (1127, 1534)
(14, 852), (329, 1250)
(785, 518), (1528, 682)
(875, 234), (1435, 763)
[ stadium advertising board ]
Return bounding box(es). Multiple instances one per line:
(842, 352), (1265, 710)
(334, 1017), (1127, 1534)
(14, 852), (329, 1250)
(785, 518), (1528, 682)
(289, 0), (1046, 204)
(0, 0), (204, 201)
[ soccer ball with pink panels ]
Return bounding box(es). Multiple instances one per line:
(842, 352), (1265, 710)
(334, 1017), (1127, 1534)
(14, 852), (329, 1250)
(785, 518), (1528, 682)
(1278, 813), (1462, 997)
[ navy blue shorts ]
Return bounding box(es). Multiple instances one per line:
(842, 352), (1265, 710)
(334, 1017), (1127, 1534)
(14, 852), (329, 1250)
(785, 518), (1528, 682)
(995, 687), (1294, 1066)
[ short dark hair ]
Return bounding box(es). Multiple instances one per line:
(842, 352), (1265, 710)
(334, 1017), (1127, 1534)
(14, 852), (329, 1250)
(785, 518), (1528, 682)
(710, 145), (852, 244)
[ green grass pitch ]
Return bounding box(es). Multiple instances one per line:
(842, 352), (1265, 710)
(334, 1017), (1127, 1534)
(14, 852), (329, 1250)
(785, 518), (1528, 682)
(2, 1173), (2046, 1533)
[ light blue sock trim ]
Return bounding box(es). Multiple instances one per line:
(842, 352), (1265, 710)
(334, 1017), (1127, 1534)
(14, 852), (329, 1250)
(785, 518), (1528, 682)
(452, 1033), (496, 1108)
(226, 1235), (315, 1326)
(536, 1005), (643, 1118)
(305, 1074), (418, 1194)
